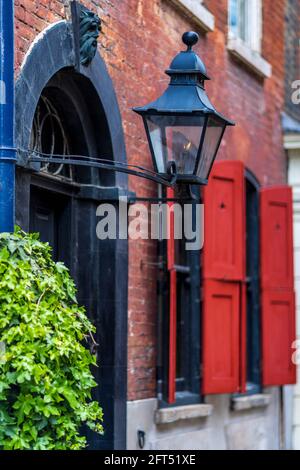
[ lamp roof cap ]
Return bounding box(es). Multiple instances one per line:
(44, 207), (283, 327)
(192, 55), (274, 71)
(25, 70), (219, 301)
(167, 32), (210, 80)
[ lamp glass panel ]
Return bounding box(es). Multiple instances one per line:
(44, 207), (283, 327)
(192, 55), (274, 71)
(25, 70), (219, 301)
(146, 118), (166, 172)
(146, 115), (205, 174)
(197, 117), (225, 179)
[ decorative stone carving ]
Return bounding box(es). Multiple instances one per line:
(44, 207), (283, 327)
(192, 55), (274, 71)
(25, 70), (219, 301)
(79, 7), (101, 66)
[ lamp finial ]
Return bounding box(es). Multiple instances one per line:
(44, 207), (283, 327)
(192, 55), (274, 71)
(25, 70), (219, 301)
(182, 31), (199, 51)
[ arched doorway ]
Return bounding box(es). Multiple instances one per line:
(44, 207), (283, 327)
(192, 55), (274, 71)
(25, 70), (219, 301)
(15, 21), (129, 450)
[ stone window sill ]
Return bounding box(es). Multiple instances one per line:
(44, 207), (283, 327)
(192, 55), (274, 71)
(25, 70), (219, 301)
(231, 394), (271, 412)
(227, 37), (272, 79)
(155, 403), (213, 424)
(169, 0), (215, 33)
(284, 133), (300, 151)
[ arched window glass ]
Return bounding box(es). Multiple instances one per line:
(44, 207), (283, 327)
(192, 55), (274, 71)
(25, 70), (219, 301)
(29, 71), (116, 187)
(31, 94), (74, 181)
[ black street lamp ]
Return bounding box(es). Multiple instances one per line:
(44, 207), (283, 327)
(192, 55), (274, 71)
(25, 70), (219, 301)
(28, 31), (234, 191)
(133, 31), (234, 186)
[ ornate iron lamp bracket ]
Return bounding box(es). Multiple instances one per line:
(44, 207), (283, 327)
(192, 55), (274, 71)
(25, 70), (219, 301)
(23, 150), (178, 188)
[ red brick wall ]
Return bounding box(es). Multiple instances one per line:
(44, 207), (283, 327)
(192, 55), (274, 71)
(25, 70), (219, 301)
(14, 0), (287, 401)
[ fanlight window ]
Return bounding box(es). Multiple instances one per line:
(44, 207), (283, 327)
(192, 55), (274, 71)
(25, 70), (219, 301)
(31, 95), (73, 180)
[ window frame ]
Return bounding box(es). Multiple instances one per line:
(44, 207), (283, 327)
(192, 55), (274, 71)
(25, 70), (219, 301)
(244, 169), (262, 395)
(228, 0), (262, 54)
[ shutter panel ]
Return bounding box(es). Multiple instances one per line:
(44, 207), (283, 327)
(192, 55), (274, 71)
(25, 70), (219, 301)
(260, 187), (294, 289)
(260, 186), (296, 386)
(168, 270), (177, 403)
(203, 160), (245, 281)
(262, 290), (296, 385)
(202, 161), (246, 394)
(202, 280), (240, 394)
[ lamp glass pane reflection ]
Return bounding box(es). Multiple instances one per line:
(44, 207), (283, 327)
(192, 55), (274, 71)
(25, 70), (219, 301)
(197, 117), (225, 180)
(146, 115), (205, 175)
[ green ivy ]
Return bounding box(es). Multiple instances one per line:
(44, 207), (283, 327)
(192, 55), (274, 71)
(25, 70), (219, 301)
(0, 227), (103, 450)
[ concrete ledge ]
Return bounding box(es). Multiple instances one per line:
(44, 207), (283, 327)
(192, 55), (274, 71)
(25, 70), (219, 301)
(169, 0), (215, 33)
(231, 394), (272, 412)
(284, 133), (300, 151)
(227, 37), (272, 79)
(155, 404), (213, 424)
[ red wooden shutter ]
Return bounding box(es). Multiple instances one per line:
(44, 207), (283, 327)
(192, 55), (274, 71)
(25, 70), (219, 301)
(202, 161), (246, 394)
(260, 187), (296, 386)
(203, 160), (245, 281)
(260, 187), (294, 289)
(262, 290), (296, 385)
(168, 270), (177, 402)
(202, 280), (240, 394)
(167, 187), (176, 403)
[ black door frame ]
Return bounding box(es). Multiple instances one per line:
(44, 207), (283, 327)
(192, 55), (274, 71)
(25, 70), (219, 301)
(15, 20), (130, 450)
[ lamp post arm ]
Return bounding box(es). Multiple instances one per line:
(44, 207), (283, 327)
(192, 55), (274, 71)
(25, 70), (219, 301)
(27, 155), (177, 188)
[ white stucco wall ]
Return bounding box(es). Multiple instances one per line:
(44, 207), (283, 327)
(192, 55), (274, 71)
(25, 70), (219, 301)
(127, 389), (281, 450)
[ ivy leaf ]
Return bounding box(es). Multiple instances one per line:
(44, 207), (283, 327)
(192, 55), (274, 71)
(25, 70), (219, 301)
(0, 247), (10, 261)
(3, 426), (18, 439)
